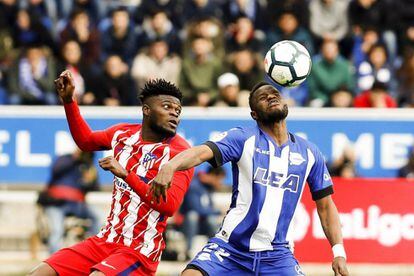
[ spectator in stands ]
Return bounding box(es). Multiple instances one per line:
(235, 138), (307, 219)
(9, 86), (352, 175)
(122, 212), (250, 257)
(222, 0), (267, 31)
(327, 88), (354, 108)
(57, 40), (96, 105)
(183, 16), (225, 59)
(52, 0), (102, 23)
(0, 0), (18, 28)
(13, 8), (56, 53)
(356, 43), (396, 94)
(400, 25), (414, 58)
(38, 148), (100, 253)
(309, 0), (351, 56)
(329, 146), (357, 178)
(354, 81), (397, 108)
(92, 55), (136, 106)
(60, 9), (100, 66)
(397, 50), (414, 107)
(134, 0), (181, 28)
(348, 0), (397, 63)
(309, 39), (354, 107)
(226, 48), (264, 92)
(101, 7), (138, 65)
(24, 0), (56, 29)
(180, 36), (221, 106)
(214, 72), (249, 107)
(71, 0), (104, 24)
(0, 10), (16, 69)
(267, 0), (309, 27)
(7, 44), (57, 105)
(349, 0), (389, 34)
(141, 9), (181, 55)
(182, 0), (222, 24)
(131, 38), (181, 90)
(225, 15), (264, 53)
(180, 166), (225, 259)
(395, 0), (414, 55)
(398, 147), (414, 178)
(265, 11), (314, 56)
(351, 27), (380, 69)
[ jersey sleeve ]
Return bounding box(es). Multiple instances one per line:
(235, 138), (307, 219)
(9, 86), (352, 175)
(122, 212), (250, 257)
(307, 145), (334, 201)
(64, 101), (127, 151)
(204, 127), (246, 167)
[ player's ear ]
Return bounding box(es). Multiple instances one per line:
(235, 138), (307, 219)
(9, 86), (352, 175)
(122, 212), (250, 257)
(142, 104), (151, 117)
(250, 110), (258, 121)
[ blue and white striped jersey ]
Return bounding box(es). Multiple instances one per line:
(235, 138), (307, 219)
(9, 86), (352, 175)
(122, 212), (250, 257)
(205, 125), (333, 252)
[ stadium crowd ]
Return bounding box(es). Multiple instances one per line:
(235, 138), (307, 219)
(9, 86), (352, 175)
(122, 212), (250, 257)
(0, 0), (413, 107)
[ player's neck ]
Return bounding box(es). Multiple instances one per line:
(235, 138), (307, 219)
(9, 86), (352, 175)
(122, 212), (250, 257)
(258, 120), (289, 146)
(141, 125), (165, 143)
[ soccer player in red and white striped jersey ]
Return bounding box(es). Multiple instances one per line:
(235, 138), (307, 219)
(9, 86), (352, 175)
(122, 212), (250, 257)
(30, 71), (194, 276)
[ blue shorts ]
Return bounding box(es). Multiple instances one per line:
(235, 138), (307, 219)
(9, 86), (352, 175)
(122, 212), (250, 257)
(185, 238), (305, 276)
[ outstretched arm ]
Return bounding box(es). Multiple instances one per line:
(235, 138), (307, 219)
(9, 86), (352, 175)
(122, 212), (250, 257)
(55, 71), (112, 151)
(150, 145), (214, 200)
(316, 196), (349, 276)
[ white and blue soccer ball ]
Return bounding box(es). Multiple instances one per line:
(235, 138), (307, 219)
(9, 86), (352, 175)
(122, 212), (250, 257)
(264, 40), (312, 87)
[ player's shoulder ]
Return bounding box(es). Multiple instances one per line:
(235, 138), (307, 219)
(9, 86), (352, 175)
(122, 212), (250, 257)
(291, 133), (319, 151)
(232, 126), (257, 136)
(109, 123), (142, 132)
(291, 133), (322, 157)
(211, 126), (256, 142)
(169, 133), (192, 151)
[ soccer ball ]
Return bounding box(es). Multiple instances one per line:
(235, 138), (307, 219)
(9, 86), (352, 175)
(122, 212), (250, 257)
(264, 40), (312, 87)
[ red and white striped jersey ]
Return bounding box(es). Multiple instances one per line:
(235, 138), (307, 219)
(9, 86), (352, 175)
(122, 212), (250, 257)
(64, 102), (193, 263)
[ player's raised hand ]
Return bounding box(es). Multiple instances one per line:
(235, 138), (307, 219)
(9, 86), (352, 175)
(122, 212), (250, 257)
(332, 257), (349, 276)
(149, 164), (174, 204)
(54, 70), (75, 103)
(98, 156), (128, 179)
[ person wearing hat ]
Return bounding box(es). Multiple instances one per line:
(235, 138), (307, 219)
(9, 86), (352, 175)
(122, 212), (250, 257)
(214, 72), (249, 107)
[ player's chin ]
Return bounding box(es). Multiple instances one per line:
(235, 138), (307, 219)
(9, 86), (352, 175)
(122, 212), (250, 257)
(162, 125), (177, 136)
(266, 107), (288, 121)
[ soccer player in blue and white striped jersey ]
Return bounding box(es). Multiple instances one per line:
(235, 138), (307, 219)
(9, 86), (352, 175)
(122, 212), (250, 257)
(152, 82), (349, 276)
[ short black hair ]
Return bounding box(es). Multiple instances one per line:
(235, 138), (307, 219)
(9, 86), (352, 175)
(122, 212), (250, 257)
(368, 43), (388, 60)
(371, 80), (388, 91)
(149, 37), (167, 46)
(249, 81), (273, 110)
(138, 79), (182, 103)
(110, 6), (129, 17)
(69, 8), (88, 21)
(149, 7), (168, 18)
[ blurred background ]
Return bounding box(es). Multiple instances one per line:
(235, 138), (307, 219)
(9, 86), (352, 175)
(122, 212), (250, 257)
(0, 0), (414, 275)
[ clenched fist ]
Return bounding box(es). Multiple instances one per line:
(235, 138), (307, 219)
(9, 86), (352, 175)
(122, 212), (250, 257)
(54, 70), (75, 103)
(149, 164), (174, 204)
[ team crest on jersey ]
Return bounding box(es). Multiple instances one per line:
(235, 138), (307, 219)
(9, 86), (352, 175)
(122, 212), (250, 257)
(289, 152), (305, 166)
(143, 152), (157, 164)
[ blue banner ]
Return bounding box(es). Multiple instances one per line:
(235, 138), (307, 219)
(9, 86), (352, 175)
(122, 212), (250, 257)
(1, 107), (413, 184)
